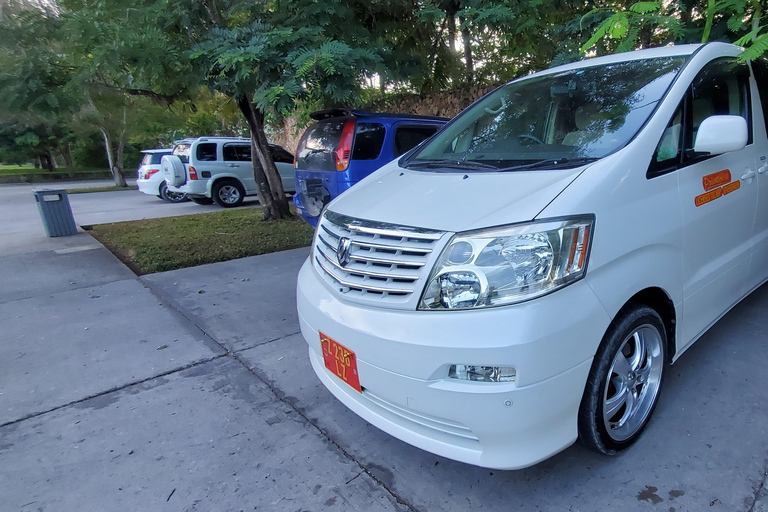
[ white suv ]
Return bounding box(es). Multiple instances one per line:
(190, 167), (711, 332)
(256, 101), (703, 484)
(163, 137), (296, 207)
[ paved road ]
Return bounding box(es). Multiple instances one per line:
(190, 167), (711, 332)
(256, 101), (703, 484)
(0, 180), (260, 256)
(2, 186), (768, 510)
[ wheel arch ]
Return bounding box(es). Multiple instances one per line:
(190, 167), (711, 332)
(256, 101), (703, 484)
(206, 174), (246, 196)
(617, 287), (677, 362)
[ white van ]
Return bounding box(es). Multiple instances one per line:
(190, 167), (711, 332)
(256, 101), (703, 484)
(296, 43), (768, 469)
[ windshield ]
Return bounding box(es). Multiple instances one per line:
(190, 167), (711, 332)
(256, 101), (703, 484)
(405, 56), (687, 172)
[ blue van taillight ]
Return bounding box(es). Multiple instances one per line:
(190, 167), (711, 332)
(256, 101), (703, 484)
(335, 119), (356, 171)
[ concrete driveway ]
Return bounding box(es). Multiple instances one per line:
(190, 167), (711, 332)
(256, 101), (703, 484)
(2, 183), (768, 510)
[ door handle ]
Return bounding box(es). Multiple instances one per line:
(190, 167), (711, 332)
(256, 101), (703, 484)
(227, 163), (238, 168)
(741, 170), (756, 180)
(758, 165), (768, 174)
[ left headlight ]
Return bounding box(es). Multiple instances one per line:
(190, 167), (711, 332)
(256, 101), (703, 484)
(418, 216), (594, 310)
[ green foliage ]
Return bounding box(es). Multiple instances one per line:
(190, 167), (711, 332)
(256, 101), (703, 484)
(192, 18), (380, 116)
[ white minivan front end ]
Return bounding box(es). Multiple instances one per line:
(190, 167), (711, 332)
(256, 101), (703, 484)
(298, 42), (767, 469)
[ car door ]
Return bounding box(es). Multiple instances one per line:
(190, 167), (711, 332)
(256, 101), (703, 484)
(676, 58), (759, 346)
(222, 143), (257, 194)
(747, 59), (768, 290)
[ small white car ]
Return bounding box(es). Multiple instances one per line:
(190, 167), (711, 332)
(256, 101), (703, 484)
(136, 149), (187, 203)
(297, 42), (768, 469)
(163, 137), (296, 207)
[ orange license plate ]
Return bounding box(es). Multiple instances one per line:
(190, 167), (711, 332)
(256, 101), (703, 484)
(320, 332), (361, 393)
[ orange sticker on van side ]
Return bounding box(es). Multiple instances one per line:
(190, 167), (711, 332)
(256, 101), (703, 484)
(695, 188), (723, 207)
(703, 170), (731, 191)
(722, 180), (741, 195)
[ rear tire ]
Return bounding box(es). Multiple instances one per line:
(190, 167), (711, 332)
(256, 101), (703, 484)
(212, 179), (245, 208)
(191, 197), (214, 205)
(578, 302), (666, 454)
(159, 182), (188, 203)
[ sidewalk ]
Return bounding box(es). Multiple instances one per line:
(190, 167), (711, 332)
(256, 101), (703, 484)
(3, 227), (768, 511)
(0, 234), (404, 511)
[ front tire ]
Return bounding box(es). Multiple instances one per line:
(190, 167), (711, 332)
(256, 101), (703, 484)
(578, 303), (666, 454)
(212, 179), (245, 208)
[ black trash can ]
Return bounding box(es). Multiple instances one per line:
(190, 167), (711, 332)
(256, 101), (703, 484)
(33, 190), (78, 237)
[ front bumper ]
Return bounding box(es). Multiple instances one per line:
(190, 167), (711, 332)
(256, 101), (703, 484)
(297, 259), (612, 469)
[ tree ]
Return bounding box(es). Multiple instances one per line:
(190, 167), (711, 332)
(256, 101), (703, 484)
(191, 16), (380, 219)
(580, 0), (768, 61)
(0, 5), (77, 171)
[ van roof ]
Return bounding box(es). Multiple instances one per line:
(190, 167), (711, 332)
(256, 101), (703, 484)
(533, 43), (716, 79)
(310, 109), (449, 123)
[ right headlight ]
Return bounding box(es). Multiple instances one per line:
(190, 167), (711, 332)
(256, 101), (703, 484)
(418, 216), (594, 310)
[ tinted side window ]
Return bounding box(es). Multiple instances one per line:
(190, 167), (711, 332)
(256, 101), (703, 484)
(648, 59), (751, 179)
(270, 146), (294, 163)
(751, 58), (768, 135)
(223, 144), (251, 162)
(196, 143), (218, 162)
(687, 58), (751, 153)
(150, 153), (166, 165)
(352, 123), (385, 160)
(394, 125), (439, 157)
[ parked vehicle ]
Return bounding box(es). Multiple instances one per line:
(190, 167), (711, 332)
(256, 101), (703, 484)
(297, 43), (768, 469)
(136, 149), (187, 203)
(293, 110), (449, 226)
(163, 137), (295, 207)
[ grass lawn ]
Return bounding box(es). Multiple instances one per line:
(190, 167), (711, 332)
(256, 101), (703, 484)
(89, 207), (314, 274)
(0, 165), (109, 175)
(67, 185), (138, 194)
(0, 165), (39, 173)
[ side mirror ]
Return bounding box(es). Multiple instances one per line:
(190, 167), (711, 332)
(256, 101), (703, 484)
(693, 115), (748, 156)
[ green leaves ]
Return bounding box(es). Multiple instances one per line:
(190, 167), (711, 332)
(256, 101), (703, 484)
(629, 2), (661, 15)
(739, 33), (768, 61)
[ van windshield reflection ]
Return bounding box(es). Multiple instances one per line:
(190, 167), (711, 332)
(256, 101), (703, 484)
(405, 56), (687, 171)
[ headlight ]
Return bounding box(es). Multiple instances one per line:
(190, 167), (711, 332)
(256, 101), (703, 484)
(419, 216), (594, 310)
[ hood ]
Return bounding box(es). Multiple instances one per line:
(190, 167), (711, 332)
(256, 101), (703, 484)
(326, 162), (588, 233)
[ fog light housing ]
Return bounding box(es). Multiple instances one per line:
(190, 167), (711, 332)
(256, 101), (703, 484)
(448, 365), (516, 383)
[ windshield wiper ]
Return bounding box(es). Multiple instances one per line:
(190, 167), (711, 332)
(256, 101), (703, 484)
(406, 159), (500, 171)
(497, 157), (599, 172)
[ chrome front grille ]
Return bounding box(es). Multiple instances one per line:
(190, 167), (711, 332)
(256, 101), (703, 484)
(313, 211), (446, 308)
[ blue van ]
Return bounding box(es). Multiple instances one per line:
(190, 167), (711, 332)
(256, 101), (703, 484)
(293, 109), (448, 226)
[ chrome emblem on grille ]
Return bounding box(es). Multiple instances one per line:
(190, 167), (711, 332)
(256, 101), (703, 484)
(337, 237), (351, 267)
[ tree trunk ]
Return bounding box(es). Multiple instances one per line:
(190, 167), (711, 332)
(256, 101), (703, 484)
(99, 126), (126, 187)
(61, 144), (73, 168)
(114, 107), (128, 187)
(235, 95), (291, 220)
(447, 14), (457, 54)
(460, 19), (473, 85)
(41, 152), (55, 172)
(701, 0), (716, 43)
